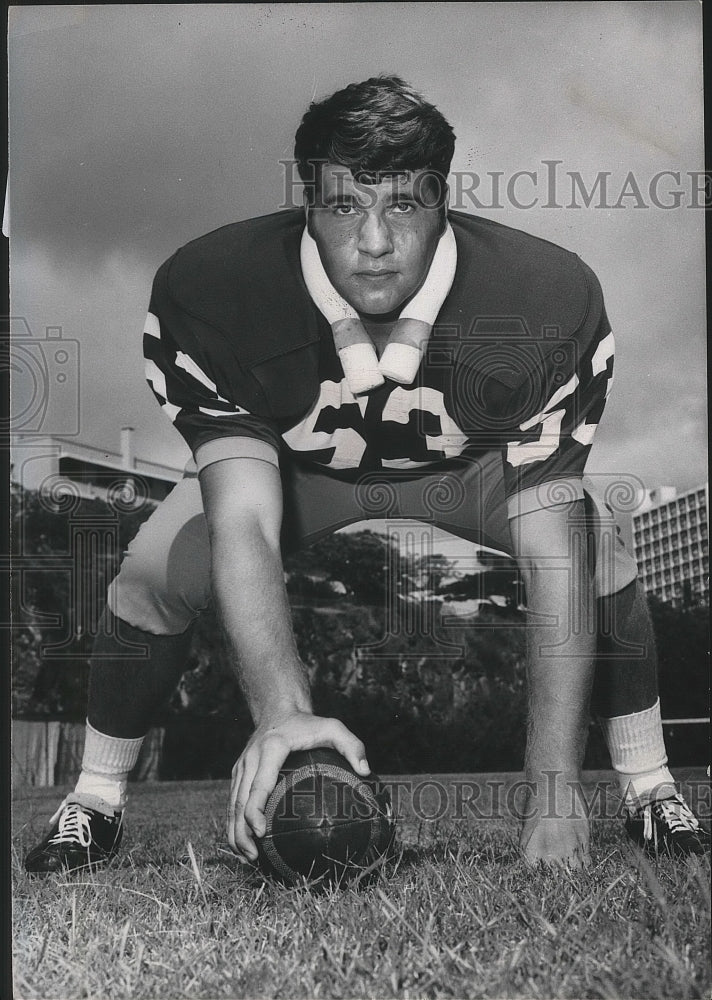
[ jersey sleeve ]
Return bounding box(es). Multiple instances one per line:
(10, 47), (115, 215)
(142, 258), (282, 468)
(503, 263), (615, 518)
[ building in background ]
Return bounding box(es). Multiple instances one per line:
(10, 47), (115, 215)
(11, 427), (183, 508)
(632, 484), (709, 606)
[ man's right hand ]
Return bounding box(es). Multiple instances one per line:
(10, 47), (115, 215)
(199, 458), (370, 861)
(227, 710), (370, 862)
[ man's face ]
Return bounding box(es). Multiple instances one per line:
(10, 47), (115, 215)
(307, 164), (446, 317)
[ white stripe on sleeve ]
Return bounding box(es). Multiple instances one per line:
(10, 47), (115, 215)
(144, 311), (161, 339)
(592, 331), (615, 376)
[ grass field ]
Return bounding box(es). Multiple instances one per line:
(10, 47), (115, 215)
(12, 770), (711, 1000)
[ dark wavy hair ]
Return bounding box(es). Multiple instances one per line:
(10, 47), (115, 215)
(294, 76), (456, 199)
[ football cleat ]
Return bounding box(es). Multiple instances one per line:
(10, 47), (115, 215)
(625, 793), (710, 858)
(24, 795), (123, 875)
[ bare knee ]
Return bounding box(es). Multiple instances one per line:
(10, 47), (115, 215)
(107, 518), (211, 635)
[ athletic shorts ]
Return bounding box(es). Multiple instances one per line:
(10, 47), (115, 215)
(108, 451), (639, 635)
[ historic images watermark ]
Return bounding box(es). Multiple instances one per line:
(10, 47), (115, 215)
(278, 159), (712, 212)
(337, 312), (648, 661)
(7, 316), (155, 653)
(5, 317), (81, 439)
(271, 774), (712, 824)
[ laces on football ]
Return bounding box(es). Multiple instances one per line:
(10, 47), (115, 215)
(47, 802), (93, 848)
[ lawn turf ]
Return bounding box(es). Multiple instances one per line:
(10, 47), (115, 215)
(12, 770), (711, 1000)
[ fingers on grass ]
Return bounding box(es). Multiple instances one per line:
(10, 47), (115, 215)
(228, 754), (260, 859)
(244, 739), (290, 837)
(226, 758), (244, 853)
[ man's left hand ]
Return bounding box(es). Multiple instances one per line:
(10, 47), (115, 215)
(518, 773), (591, 868)
(519, 814), (591, 869)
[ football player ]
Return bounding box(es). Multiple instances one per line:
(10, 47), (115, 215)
(25, 76), (708, 874)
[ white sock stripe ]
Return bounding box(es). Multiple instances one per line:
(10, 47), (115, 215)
(599, 698), (668, 772)
(74, 772), (128, 811)
(82, 721), (144, 774)
(621, 768), (677, 808)
(599, 699), (675, 807)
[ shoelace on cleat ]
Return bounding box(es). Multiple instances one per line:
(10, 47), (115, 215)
(639, 795), (701, 842)
(47, 802), (93, 848)
(652, 796), (701, 834)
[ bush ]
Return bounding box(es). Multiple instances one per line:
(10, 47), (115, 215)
(12, 483), (709, 774)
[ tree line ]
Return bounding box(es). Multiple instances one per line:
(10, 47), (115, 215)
(11, 483), (709, 773)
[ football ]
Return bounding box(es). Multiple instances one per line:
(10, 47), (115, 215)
(256, 748), (396, 886)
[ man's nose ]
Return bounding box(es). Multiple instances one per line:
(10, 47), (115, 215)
(357, 212), (393, 258)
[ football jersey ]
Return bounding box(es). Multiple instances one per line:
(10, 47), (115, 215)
(143, 209), (614, 516)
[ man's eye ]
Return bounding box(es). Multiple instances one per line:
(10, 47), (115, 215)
(334, 205), (358, 216)
(391, 202), (415, 214)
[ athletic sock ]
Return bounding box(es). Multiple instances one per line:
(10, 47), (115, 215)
(72, 609), (193, 813)
(73, 721), (144, 812)
(88, 608), (192, 737)
(598, 698), (677, 811)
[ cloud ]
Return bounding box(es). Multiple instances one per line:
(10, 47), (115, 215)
(9, 3), (706, 494)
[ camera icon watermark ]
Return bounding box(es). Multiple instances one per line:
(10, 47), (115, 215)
(425, 318), (580, 446)
(5, 316), (80, 437)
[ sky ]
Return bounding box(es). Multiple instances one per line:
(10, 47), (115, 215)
(8, 3), (707, 564)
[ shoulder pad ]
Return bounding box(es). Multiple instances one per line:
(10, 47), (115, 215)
(159, 211), (321, 418)
(442, 213), (605, 388)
